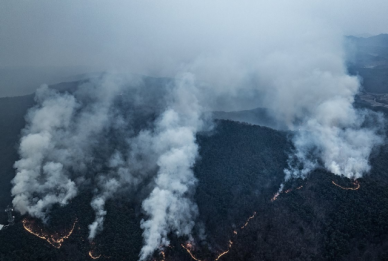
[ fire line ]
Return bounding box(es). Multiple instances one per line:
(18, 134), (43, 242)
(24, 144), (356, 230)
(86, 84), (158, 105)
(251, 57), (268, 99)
(181, 243), (202, 261)
(89, 250), (101, 259)
(182, 183), (304, 260)
(332, 180), (360, 190)
(22, 218), (77, 249)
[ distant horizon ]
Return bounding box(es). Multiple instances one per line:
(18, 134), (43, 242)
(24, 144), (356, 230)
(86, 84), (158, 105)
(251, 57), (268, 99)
(1, 32), (387, 98)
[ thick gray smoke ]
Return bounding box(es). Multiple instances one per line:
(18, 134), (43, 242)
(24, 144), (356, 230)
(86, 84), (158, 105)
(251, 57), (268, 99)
(284, 109), (384, 180)
(183, 37), (384, 185)
(12, 73), (206, 260)
(8, 1), (388, 260)
(12, 75), (128, 220)
(88, 177), (120, 239)
(12, 86), (79, 219)
(137, 73), (205, 260)
(243, 37), (385, 181)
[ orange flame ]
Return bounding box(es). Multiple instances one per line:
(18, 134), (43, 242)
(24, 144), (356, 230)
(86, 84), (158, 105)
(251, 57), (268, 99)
(182, 183), (305, 260)
(271, 192), (280, 202)
(22, 218), (77, 249)
(241, 212), (256, 229)
(272, 184), (304, 201)
(182, 209), (256, 261)
(181, 243), (202, 261)
(332, 180), (360, 190)
(183, 183), (306, 260)
(160, 249), (166, 261)
(182, 208), (259, 261)
(89, 250), (101, 259)
(214, 240), (233, 261)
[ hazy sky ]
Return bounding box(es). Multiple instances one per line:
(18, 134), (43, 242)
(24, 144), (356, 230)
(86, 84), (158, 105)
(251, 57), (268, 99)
(1, 0), (388, 96)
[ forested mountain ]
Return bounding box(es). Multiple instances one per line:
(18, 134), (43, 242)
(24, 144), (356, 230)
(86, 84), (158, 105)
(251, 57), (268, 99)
(347, 34), (388, 93)
(0, 94), (35, 213)
(1, 70), (388, 260)
(1, 100), (388, 260)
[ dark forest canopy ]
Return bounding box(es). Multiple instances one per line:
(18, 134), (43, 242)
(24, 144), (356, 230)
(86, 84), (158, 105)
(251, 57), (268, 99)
(1, 56), (388, 259)
(1, 115), (388, 260)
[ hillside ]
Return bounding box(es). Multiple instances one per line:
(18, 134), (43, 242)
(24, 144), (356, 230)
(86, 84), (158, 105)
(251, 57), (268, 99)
(1, 115), (388, 260)
(1, 79), (388, 261)
(347, 34), (388, 93)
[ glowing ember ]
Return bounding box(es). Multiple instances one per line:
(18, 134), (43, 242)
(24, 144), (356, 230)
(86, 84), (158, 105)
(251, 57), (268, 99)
(285, 185), (304, 193)
(272, 184), (304, 201)
(182, 209), (257, 261)
(332, 180), (360, 190)
(241, 212), (256, 229)
(214, 240), (233, 261)
(284, 188), (292, 193)
(160, 249), (166, 261)
(271, 192), (280, 202)
(181, 243), (202, 261)
(182, 183), (306, 260)
(22, 218), (77, 249)
(89, 251), (101, 259)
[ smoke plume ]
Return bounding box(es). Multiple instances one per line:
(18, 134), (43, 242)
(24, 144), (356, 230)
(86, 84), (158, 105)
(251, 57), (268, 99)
(12, 86), (79, 220)
(137, 73), (204, 260)
(11, 73), (206, 260)
(8, 1), (388, 260)
(12, 75), (138, 221)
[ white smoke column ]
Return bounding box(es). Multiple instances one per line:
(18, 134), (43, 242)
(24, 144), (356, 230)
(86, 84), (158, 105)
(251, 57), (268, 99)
(284, 107), (384, 181)
(187, 20), (386, 183)
(153, 3), (385, 182)
(88, 178), (120, 239)
(85, 73), (164, 240)
(254, 36), (386, 181)
(11, 86), (78, 219)
(12, 75), (126, 221)
(88, 150), (145, 239)
(138, 73), (204, 260)
(252, 36), (387, 183)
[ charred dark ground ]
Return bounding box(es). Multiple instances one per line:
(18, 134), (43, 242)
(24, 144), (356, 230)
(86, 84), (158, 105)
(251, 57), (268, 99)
(2, 35), (388, 261)
(1, 99), (388, 261)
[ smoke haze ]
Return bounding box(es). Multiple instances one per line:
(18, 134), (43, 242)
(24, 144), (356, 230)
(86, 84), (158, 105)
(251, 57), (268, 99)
(2, 0), (388, 96)
(5, 0), (388, 259)
(11, 74), (206, 259)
